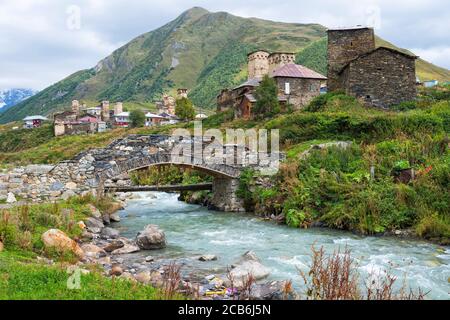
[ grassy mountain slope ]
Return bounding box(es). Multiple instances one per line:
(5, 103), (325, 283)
(1, 7), (448, 124)
(0, 7), (325, 123)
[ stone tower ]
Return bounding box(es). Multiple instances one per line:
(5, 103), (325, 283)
(177, 88), (188, 99)
(247, 50), (270, 80)
(268, 52), (296, 75)
(114, 102), (123, 115)
(71, 100), (80, 115)
(327, 27), (375, 91)
(101, 100), (110, 121)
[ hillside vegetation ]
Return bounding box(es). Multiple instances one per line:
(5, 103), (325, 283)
(236, 87), (450, 244)
(2, 7), (448, 124)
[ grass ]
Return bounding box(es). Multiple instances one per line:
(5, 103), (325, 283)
(239, 87), (450, 243)
(0, 251), (162, 300)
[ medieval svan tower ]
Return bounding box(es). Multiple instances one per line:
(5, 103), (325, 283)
(327, 27), (417, 108)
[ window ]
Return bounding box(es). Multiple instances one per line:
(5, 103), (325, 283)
(285, 82), (291, 95)
(310, 84), (317, 92)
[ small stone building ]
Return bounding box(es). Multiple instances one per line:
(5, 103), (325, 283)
(327, 27), (417, 108)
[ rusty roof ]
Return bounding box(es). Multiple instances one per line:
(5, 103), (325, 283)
(272, 64), (327, 80)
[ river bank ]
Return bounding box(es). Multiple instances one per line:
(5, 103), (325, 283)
(100, 192), (449, 299)
(0, 192), (448, 300)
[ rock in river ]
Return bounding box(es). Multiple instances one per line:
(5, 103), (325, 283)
(111, 244), (140, 255)
(136, 225), (166, 250)
(85, 217), (104, 230)
(103, 239), (125, 252)
(229, 251), (271, 287)
(101, 227), (120, 239)
(199, 254), (218, 262)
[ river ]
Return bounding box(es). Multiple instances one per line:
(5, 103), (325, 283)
(115, 192), (449, 299)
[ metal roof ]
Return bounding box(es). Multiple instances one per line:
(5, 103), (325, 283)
(233, 78), (261, 90)
(23, 115), (48, 121)
(272, 64), (327, 79)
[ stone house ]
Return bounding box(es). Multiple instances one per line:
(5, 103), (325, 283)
(327, 27), (417, 108)
(217, 50), (326, 119)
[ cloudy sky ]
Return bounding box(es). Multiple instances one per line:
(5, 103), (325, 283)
(0, 0), (449, 91)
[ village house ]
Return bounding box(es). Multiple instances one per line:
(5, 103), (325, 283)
(23, 115), (48, 129)
(145, 112), (164, 126)
(327, 27), (417, 108)
(217, 50), (326, 119)
(53, 100), (117, 136)
(113, 111), (130, 127)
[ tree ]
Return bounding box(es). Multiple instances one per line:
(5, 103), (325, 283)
(129, 110), (146, 128)
(253, 75), (280, 119)
(175, 97), (195, 121)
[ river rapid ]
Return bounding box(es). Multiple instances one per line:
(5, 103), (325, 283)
(114, 192), (449, 299)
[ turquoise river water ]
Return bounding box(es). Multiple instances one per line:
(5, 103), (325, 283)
(115, 192), (449, 299)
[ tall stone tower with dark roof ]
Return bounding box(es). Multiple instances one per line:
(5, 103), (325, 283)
(327, 27), (376, 91)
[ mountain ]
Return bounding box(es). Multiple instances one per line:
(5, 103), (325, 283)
(0, 89), (36, 114)
(1, 7), (449, 124)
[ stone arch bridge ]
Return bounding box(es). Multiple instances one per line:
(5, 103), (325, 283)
(0, 135), (281, 212)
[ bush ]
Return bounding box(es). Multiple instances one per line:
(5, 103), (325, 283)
(129, 110), (146, 128)
(391, 101), (417, 111)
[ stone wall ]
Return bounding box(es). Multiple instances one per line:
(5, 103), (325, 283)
(0, 161), (98, 203)
(210, 178), (244, 212)
(343, 48), (417, 108)
(327, 28), (375, 91)
(275, 77), (322, 109)
(268, 53), (296, 75)
(247, 51), (270, 80)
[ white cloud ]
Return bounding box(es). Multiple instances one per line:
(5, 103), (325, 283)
(0, 0), (448, 91)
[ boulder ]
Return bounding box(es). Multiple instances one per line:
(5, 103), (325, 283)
(101, 227), (120, 239)
(41, 229), (84, 258)
(199, 254), (218, 262)
(136, 225), (166, 250)
(110, 212), (121, 222)
(134, 271), (151, 284)
(248, 281), (298, 300)
(145, 256), (155, 262)
(110, 265), (124, 276)
(85, 217), (104, 230)
(111, 244), (140, 255)
(87, 204), (102, 219)
(103, 239), (125, 252)
(229, 251), (271, 287)
(102, 213), (111, 225)
(81, 244), (106, 259)
(80, 230), (94, 241)
(6, 192), (16, 204)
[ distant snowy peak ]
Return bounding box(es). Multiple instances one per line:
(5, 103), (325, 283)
(0, 88), (36, 112)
